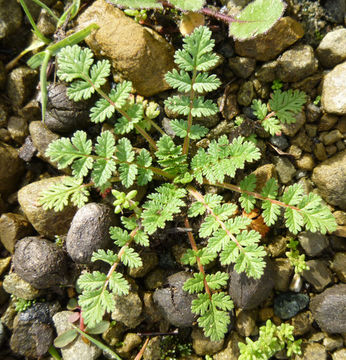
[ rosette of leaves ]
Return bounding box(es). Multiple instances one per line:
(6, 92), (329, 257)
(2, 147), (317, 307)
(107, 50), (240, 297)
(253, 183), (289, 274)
(238, 320), (302, 360)
(40, 26), (336, 342)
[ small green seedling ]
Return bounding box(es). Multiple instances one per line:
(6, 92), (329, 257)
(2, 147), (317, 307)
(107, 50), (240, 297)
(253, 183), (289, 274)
(238, 320), (302, 359)
(286, 238), (309, 274)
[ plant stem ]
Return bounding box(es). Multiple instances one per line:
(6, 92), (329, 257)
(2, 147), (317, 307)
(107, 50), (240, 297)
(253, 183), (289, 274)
(134, 337), (149, 360)
(148, 119), (166, 136)
(185, 218), (212, 299)
(19, 0), (52, 45)
(187, 186), (243, 251)
(209, 181), (301, 211)
(81, 74), (158, 150)
(40, 50), (52, 122)
(72, 325), (122, 360)
(101, 227), (140, 295)
(200, 7), (249, 24)
(182, 68), (197, 156)
(30, 0), (60, 21)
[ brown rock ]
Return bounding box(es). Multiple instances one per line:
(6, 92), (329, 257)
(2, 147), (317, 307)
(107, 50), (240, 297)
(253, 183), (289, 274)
(296, 153), (315, 171)
(76, 0), (174, 97)
(318, 114), (339, 132)
(321, 61), (346, 115)
(0, 142), (24, 194)
(234, 17), (304, 61)
(277, 44), (318, 82)
(252, 164), (275, 192)
(312, 150), (346, 210)
(18, 177), (77, 239)
(314, 143), (328, 161)
(0, 213), (33, 253)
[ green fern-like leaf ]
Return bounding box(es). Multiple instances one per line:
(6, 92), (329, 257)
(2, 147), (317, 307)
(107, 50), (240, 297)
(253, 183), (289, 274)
(269, 89), (306, 124)
(191, 136), (261, 184)
(77, 273), (115, 328)
(39, 177), (89, 211)
(57, 45), (94, 82)
(156, 135), (188, 176)
(141, 184), (186, 234)
(91, 249), (118, 266)
(239, 174), (257, 213)
(252, 99), (267, 120)
(121, 247), (142, 268)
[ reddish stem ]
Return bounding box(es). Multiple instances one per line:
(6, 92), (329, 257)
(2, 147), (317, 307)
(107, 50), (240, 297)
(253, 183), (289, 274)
(185, 217), (212, 299)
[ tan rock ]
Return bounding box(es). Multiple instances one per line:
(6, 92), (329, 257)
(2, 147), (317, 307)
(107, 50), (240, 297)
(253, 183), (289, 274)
(252, 164), (276, 192)
(18, 177), (77, 239)
(234, 17), (304, 61)
(321, 61), (346, 115)
(312, 150), (346, 209)
(76, 0), (174, 97)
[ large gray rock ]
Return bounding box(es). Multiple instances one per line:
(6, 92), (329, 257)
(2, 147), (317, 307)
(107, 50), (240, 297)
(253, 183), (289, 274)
(310, 284), (346, 333)
(18, 176), (77, 239)
(66, 203), (114, 264)
(277, 44), (318, 82)
(153, 272), (197, 327)
(321, 61), (346, 115)
(76, 0), (174, 97)
(316, 29), (346, 68)
(53, 311), (102, 360)
(0, 142), (24, 194)
(312, 150), (346, 210)
(229, 259), (274, 310)
(10, 302), (59, 358)
(13, 237), (70, 289)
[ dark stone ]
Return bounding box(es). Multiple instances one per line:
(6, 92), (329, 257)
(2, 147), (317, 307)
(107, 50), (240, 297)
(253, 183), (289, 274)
(153, 272), (197, 327)
(323, 0), (346, 24)
(44, 83), (93, 134)
(269, 135), (289, 150)
(310, 284), (346, 333)
(13, 237), (70, 289)
(229, 259), (275, 310)
(10, 302), (59, 358)
(274, 293), (309, 320)
(66, 203), (115, 264)
(243, 107), (258, 121)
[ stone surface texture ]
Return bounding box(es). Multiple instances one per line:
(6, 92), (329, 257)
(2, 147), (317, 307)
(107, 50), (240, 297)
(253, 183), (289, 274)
(18, 177), (77, 239)
(321, 61), (346, 115)
(312, 150), (346, 210)
(310, 284), (346, 333)
(234, 17), (304, 61)
(316, 29), (346, 68)
(76, 0), (174, 96)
